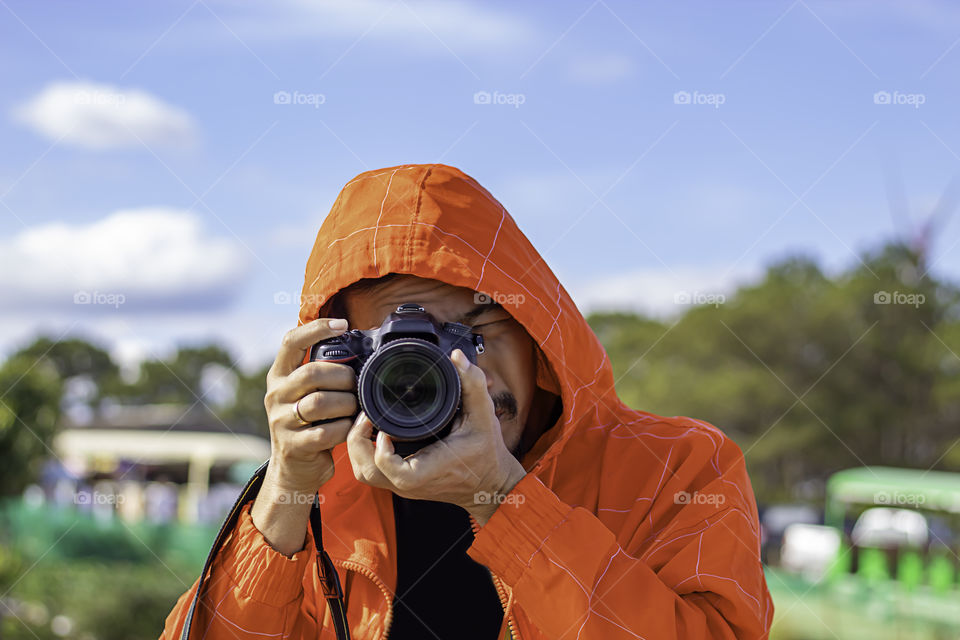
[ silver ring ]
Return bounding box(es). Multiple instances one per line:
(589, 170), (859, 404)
(293, 397), (310, 426)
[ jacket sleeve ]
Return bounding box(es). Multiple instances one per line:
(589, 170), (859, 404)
(159, 501), (319, 640)
(466, 440), (773, 639)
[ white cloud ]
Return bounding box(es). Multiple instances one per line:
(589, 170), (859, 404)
(213, 0), (537, 53)
(0, 208), (249, 311)
(12, 80), (198, 150)
(567, 265), (763, 318)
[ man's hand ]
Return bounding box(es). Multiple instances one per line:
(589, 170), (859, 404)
(346, 348), (526, 526)
(251, 317), (358, 555)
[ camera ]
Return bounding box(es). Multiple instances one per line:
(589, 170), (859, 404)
(309, 303), (485, 457)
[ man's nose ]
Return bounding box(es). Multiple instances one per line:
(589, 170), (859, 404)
(477, 364), (496, 393)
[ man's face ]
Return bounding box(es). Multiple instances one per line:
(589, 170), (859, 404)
(343, 274), (537, 458)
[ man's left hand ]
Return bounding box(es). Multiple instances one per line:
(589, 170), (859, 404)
(346, 348), (526, 526)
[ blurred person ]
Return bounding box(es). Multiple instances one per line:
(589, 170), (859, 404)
(145, 479), (178, 524)
(52, 477), (75, 509)
(91, 479), (118, 522)
(118, 480), (145, 523)
(200, 482), (246, 525)
(162, 164), (773, 639)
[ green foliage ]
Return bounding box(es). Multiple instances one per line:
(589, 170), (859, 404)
(0, 500), (214, 640)
(588, 243), (960, 503)
(0, 556), (195, 640)
(0, 357), (62, 498)
(10, 337), (118, 384)
(115, 344), (234, 405)
(107, 344), (270, 436)
(220, 362), (271, 438)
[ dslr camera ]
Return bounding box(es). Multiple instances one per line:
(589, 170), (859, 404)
(309, 303), (485, 457)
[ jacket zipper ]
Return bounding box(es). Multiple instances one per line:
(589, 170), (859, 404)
(332, 558), (394, 640)
(329, 519), (521, 640)
(469, 514), (521, 640)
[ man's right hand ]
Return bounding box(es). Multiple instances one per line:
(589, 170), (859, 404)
(251, 317), (358, 556)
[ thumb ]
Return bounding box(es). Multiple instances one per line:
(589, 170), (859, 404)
(450, 348), (495, 421)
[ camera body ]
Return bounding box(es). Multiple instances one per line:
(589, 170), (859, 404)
(309, 303), (485, 457)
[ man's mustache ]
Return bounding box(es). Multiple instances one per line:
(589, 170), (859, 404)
(492, 391), (518, 421)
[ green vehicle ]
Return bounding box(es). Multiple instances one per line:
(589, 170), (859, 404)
(766, 467), (960, 640)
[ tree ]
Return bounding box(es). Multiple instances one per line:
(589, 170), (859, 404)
(115, 344), (234, 405)
(589, 241), (960, 503)
(0, 356), (62, 497)
(220, 363), (271, 438)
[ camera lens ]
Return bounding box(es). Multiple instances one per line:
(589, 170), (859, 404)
(374, 352), (445, 426)
(358, 338), (460, 442)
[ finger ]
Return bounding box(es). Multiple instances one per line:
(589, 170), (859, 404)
(375, 432), (447, 489)
(290, 417), (353, 453)
(280, 363), (357, 402)
(373, 431), (409, 487)
(445, 412), (465, 436)
(450, 349), (495, 424)
(283, 390), (357, 429)
(346, 412), (389, 486)
(272, 318), (349, 378)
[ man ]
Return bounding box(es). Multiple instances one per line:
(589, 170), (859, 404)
(161, 163), (773, 639)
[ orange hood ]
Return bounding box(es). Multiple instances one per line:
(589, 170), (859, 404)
(297, 163), (619, 480)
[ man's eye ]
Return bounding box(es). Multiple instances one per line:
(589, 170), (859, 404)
(473, 318), (509, 331)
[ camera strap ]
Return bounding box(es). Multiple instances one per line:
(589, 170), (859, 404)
(179, 460), (350, 640)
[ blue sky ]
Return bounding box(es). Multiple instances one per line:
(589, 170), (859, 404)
(2, 0), (960, 372)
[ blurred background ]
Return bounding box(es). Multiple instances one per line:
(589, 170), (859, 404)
(2, 1), (960, 638)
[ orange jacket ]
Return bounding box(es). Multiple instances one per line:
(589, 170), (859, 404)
(161, 164), (773, 639)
